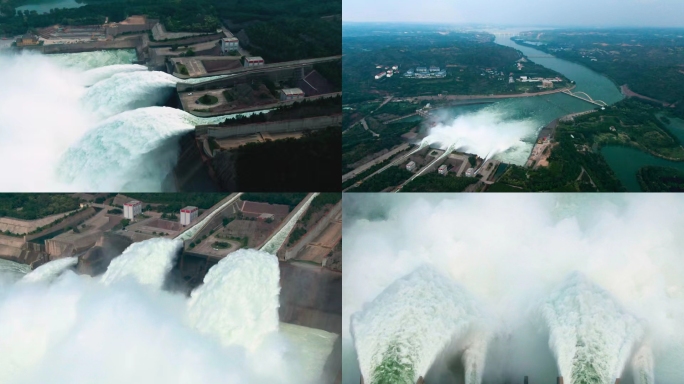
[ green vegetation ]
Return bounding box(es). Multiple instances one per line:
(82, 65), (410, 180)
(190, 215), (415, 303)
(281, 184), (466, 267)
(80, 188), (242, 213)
(0, 194), (80, 220)
(637, 166), (684, 192)
(301, 193), (340, 225)
(219, 96), (341, 127)
(177, 63), (189, 76)
(125, 194), (227, 212)
(485, 183), (524, 192)
(347, 166), (412, 192)
(198, 94), (218, 105)
(342, 158), (393, 190)
(240, 193), (306, 210)
(342, 119), (416, 171)
(514, 28), (684, 119)
(343, 30), (569, 103)
(120, 218), (130, 228)
(224, 127), (340, 191)
(0, 0), (339, 64)
(212, 241), (231, 249)
(287, 226), (307, 246)
(402, 174), (478, 192)
(107, 208), (122, 214)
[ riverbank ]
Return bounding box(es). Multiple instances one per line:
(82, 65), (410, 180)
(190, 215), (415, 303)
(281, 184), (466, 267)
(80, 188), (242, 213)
(405, 84), (576, 102)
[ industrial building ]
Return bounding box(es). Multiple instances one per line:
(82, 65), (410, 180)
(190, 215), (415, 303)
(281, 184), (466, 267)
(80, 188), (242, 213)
(438, 164), (448, 175)
(220, 37), (239, 54)
(243, 56), (265, 67)
(429, 66), (440, 72)
(375, 72), (386, 80)
(406, 161), (417, 172)
(416, 67), (428, 73)
(180, 206), (199, 226)
(16, 34), (39, 47)
(123, 201), (142, 220)
(279, 88), (305, 101)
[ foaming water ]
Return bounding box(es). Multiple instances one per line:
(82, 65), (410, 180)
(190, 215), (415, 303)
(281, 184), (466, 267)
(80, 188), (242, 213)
(424, 107), (538, 165)
(343, 194), (684, 384)
(351, 265), (488, 384)
(21, 257), (77, 284)
(188, 249), (280, 349)
(261, 193), (319, 254)
(542, 273), (644, 384)
(101, 238), (182, 289)
(0, 237), (329, 383)
(0, 50), (258, 191)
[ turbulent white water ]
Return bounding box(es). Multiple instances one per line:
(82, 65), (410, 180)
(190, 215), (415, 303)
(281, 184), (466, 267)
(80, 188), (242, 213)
(0, 236), (331, 384)
(100, 238), (182, 289)
(542, 273), (645, 384)
(0, 50), (256, 191)
(424, 108), (538, 165)
(188, 249), (280, 349)
(351, 265), (488, 384)
(343, 194), (684, 384)
(261, 193), (320, 254)
(21, 257), (77, 284)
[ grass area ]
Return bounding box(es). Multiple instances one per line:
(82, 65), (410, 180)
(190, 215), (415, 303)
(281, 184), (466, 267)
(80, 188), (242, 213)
(177, 63), (189, 76)
(212, 241), (232, 249)
(347, 166), (412, 192)
(198, 94), (218, 105)
(402, 174), (479, 192)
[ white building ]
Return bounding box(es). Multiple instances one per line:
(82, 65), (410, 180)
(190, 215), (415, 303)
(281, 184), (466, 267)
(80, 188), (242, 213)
(438, 164), (448, 175)
(375, 72), (386, 80)
(123, 200), (142, 220)
(406, 161), (416, 172)
(220, 37), (239, 54)
(280, 88), (305, 101)
(243, 56), (265, 67)
(465, 168), (475, 177)
(180, 206), (199, 226)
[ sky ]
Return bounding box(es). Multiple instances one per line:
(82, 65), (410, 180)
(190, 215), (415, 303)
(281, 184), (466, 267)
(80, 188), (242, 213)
(343, 0), (684, 28)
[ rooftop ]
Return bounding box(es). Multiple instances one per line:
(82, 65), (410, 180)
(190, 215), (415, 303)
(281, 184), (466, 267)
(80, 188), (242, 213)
(281, 88), (305, 96)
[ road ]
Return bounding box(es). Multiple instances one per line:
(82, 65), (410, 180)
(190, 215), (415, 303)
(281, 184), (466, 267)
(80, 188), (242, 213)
(406, 85), (575, 102)
(341, 143), (410, 182)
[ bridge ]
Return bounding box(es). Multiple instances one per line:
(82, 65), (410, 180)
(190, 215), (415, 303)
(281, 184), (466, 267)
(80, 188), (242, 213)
(561, 90), (608, 107)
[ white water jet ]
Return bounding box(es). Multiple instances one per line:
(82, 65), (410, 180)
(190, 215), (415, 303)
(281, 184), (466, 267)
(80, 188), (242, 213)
(343, 194), (684, 384)
(542, 273), (644, 384)
(351, 265), (488, 384)
(261, 193), (319, 254)
(188, 249), (280, 350)
(21, 257), (77, 284)
(100, 238), (182, 289)
(424, 108), (537, 165)
(0, 50), (266, 191)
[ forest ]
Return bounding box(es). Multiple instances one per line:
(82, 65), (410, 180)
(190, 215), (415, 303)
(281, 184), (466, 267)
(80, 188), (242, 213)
(637, 166), (684, 192)
(347, 166), (412, 192)
(229, 127), (341, 192)
(123, 193), (227, 212)
(0, 194), (81, 220)
(402, 174), (478, 192)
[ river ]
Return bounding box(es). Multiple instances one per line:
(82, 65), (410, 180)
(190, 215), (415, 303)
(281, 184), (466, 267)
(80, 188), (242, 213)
(16, 0), (84, 14)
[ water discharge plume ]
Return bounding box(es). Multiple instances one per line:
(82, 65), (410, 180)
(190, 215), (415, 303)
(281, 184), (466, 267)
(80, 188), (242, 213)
(631, 345), (655, 384)
(55, 107), (198, 191)
(79, 64), (149, 87)
(424, 108), (537, 165)
(541, 273), (644, 384)
(81, 71), (181, 118)
(21, 257), (78, 284)
(351, 265), (488, 384)
(261, 193), (319, 254)
(0, 50), (249, 191)
(100, 238), (182, 289)
(188, 249), (280, 350)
